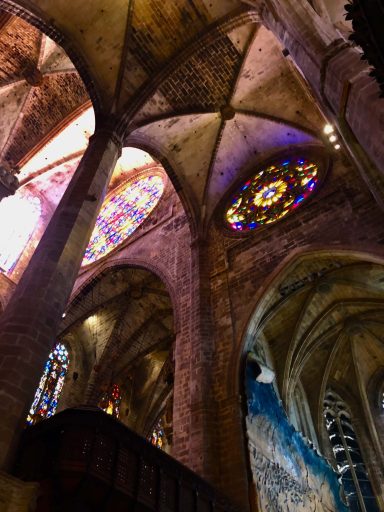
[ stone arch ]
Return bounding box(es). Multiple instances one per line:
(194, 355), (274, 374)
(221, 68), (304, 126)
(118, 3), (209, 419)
(236, 245), (384, 509)
(124, 135), (198, 237)
(0, 0), (102, 114)
(69, 258), (180, 335)
(232, 244), (384, 400)
(60, 263), (177, 439)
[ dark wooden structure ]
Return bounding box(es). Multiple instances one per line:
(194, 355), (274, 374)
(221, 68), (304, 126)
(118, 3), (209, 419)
(15, 407), (244, 512)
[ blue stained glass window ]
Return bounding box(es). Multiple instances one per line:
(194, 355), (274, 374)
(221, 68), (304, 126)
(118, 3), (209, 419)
(27, 342), (69, 425)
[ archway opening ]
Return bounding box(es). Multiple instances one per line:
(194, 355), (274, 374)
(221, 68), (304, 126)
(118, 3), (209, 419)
(241, 250), (384, 511)
(58, 265), (175, 452)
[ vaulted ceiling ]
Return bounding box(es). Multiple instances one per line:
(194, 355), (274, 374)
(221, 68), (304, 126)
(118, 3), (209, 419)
(0, 2), (327, 228)
(60, 266), (174, 433)
(254, 252), (384, 435)
(0, 11), (90, 172)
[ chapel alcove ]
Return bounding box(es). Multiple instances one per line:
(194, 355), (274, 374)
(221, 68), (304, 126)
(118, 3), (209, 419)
(56, 264), (175, 447)
(242, 249), (384, 511)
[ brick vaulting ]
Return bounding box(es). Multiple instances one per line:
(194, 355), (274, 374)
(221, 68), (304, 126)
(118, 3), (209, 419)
(0, 1), (383, 511)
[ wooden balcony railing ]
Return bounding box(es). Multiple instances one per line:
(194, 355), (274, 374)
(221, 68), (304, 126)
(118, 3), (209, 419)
(15, 407), (244, 512)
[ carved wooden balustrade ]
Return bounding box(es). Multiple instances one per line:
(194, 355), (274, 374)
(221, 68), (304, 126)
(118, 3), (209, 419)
(15, 407), (243, 512)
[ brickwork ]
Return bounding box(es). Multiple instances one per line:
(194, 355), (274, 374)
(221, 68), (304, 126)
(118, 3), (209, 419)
(0, 1), (102, 114)
(207, 151), (384, 507)
(67, 183), (220, 483)
(159, 37), (242, 111)
(0, 2), (383, 510)
(0, 126), (121, 469)
(3, 73), (89, 167)
(0, 17), (41, 86)
(257, 0), (384, 203)
(129, 0), (210, 75)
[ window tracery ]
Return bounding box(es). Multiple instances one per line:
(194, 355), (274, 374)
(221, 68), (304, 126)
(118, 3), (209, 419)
(323, 390), (379, 511)
(225, 157), (319, 232)
(27, 342), (69, 425)
(82, 174), (164, 265)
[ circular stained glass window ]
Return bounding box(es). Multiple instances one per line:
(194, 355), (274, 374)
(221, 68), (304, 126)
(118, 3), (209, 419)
(225, 157), (320, 232)
(82, 174), (164, 265)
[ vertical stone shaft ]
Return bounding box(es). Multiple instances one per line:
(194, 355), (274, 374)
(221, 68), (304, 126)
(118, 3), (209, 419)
(0, 126), (122, 469)
(173, 238), (218, 483)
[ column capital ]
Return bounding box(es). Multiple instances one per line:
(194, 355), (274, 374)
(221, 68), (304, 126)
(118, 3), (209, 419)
(93, 114), (125, 151)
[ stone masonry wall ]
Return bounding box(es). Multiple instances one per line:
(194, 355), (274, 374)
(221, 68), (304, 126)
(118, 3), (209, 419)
(207, 150), (384, 508)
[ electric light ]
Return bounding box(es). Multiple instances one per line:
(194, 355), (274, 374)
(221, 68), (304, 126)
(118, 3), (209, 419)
(334, 144), (341, 150)
(323, 124), (334, 135)
(329, 135), (337, 143)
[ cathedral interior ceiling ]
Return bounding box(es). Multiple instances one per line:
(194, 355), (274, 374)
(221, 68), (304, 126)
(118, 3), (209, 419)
(252, 253), (384, 432)
(60, 266), (174, 430)
(0, 2), (327, 226)
(0, 13), (89, 171)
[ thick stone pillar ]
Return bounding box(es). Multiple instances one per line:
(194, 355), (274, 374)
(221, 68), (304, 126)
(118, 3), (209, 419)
(172, 238), (218, 483)
(0, 122), (122, 469)
(246, 0), (384, 203)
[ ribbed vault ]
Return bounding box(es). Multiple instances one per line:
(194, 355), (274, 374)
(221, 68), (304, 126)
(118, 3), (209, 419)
(0, 2), (327, 229)
(59, 265), (174, 434)
(250, 252), (384, 450)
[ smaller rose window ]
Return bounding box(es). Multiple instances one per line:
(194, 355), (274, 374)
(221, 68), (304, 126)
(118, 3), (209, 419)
(225, 157), (320, 231)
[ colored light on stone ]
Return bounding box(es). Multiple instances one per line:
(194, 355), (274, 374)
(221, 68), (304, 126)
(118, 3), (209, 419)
(225, 158), (319, 231)
(82, 174), (164, 265)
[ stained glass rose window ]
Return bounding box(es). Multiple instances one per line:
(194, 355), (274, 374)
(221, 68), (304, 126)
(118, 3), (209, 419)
(225, 157), (319, 231)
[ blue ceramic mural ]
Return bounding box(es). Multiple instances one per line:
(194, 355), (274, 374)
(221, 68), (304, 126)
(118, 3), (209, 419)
(245, 361), (348, 511)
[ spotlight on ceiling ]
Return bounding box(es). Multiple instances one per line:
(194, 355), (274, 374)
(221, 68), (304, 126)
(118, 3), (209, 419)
(334, 144), (341, 150)
(323, 124), (334, 135)
(329, 135), (337, 143)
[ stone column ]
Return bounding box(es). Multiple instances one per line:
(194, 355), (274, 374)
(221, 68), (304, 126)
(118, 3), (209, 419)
(0, 122), (122, 469)
(172, 238), (218, 484)
(247, 0), (384, 204)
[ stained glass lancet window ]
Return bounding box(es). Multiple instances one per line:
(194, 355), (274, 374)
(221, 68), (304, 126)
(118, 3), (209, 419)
(82, 174), (164, 265)
(324, 390), (379, 512)
(149, 418), (165, 449)
(27, 342), (69, 425)
(225, 157), (319, 231)
(0, 194), (40, 272)
(99, 384), (122, 419)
